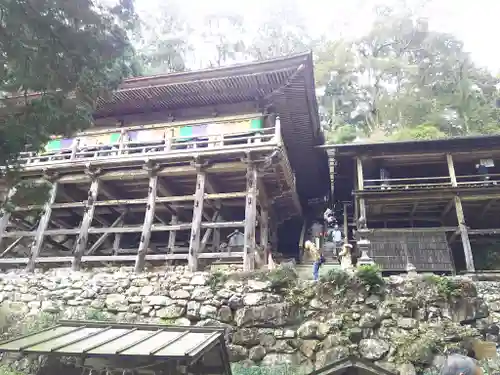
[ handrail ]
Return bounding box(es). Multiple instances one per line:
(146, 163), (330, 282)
(364, 176), (450, 183)
(17, 126), (278, 166)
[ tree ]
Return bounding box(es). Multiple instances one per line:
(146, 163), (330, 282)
(134, 1), (191, 74)
(0, 0), (138, 204)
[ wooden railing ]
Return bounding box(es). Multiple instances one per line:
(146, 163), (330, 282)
(18, 125), (279, 166)
(363, 173), (500, 191)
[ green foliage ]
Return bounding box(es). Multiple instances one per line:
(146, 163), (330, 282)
(392, 123), (448, 141)
(84, 308), (114, 321)
(259, 267), (298, 290)
(0, 0), (138, 205)
(0, 365), (24, 375)
(208, 271), (229, 291)
(423, 275), (462, 298)
(355, 265), (385, 293)
(320, 268), (352, 285)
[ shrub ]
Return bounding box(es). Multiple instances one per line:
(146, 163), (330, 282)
(231, 364), (309, 375)
(208, 271), (229, 291)
(355, 264), (385, 292)
(84, 308), (114, 321)
(320, 268), (352, 286)
(423, 275), (461, 298)
(262, 267), (298, 290)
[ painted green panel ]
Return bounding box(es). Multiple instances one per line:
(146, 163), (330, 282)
(250, 118), (263, 130)
(109, 133), (121, 144)
(44, 139), (62, 152)
(179, 126), (193, 137)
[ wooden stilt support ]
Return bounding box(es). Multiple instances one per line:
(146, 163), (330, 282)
(343, 203), (349, 244)
(26, 181), (58, 272)
(113, 233), (121, 255)
(356, 157), (367, 221)
(86, 211), (127, 255)
(260, 208), (269, 247)
(200, 211), (220, 252)
(167, 215), (178, 253)
(212, 217), (221, 252)
(188, 168), (206, 272)
(72, 175), (100, 271)
(0, 188), (16, 249)
(135, 167), (158, 273)
(447, 153), (474, 272)
(243, 162), (258, 271)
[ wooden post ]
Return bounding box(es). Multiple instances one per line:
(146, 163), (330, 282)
(343, 203), (349, 245)
(70, 138), (79, 160)
(274, 116), (282, 146)
(356, 157), (367, 221)
(0, 188), (16, 249)
(135, 171), (158, 273)
(72, 176), (100, 270)
(454, 195), (475, 272)
(243, 162), (258, 271)
(113, 233), (121, 255)
(260, 208), (269, 248)
(212, 217), (221, 252)
(167, 215), (178, 253)
(446, 154), (458, 187)
(26, 181), (58, 272)
(188, 169), (206, 272)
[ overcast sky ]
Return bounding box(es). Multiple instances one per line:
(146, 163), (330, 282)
(135, 0), (500, 73)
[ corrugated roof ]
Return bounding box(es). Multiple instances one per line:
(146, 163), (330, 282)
(0, 320), (230, 373)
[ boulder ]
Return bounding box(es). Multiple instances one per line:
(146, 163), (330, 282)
(358, 339), (390, 360)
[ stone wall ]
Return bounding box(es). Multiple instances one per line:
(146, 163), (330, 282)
(0, 267), (495, 374)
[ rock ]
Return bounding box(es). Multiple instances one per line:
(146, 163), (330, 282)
(359, 313), (379, 328)
(139, 286), (154, 296)
(199, 305), (217, 319)
(218, 306), (233, 323)
(261, 353), (301, 367)
(227, 344), (248, 362)
(248, 346), (267, 362)
(191, 288), (213, 301)
(358, 339), (390, 360)
(299, 340), (319, 358)
(365, 295), (381, 308)
(243, 293), (281, 306)
(41, 301), (60, 313)
(105, 294), (128, 312)
(187, 301), (201, 318)
(316, 347), (349, 367)
(157, 305), (185, 319)
(397, 317), (418, 329)
(175, 318), (191, 326)
(234, 303), (293, 327)
(228, 295), (243, 309)
(169, 289), (191, 299)
(190, 274), (208, 286)
(348, 328), (363, 343)
(232, 328), (259, 346)
(247, 280), (271, 292)
(297, 321), (328, 339)
(399, 363), (417, 375)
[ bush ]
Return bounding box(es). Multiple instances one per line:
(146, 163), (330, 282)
(423, 275), (461, 298)
(262, 267), (298, 290)
(320, 268), (352, 286)
(355, 264), (385, 292)
(208, 271), (229, 291)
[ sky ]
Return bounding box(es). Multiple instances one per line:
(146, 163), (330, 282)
(135, 0), (500, 73)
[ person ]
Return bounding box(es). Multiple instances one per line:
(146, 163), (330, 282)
(304, 240), (324, 281)
(311, 221), (323, 250)
(380, 167), (391, 190)
(332, 224), (343, 256)
(339, 243), (354, 271)
(323, 208), (335, 225)
(439, 354), (483, 375)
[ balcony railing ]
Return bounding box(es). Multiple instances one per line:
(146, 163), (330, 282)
(17, 116), (281, 167)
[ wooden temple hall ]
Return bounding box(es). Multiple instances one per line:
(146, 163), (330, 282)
(324, 135), (500, 273)
(0, 53), (328, 272)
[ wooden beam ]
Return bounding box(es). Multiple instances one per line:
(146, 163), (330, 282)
(243, 163), (258, 271)
(343, 203), (349, 244)
(188, 169), (206, 271)
(356, 157), (367, 221)
(480, 199), (496, 217)
(113, 233), (121, 255)
(446, 154), (458, 187)
(454, 195), (475, 272)
(26, 182), (58, 272)
(372, 227), (458, 233)
(86, 211), (127, 255)
(167, 215), (178, 253)
(135, 173), (158, 273)
(72, 177), (100, 271)
(0, 252), (246, 265)
(0, 188), (16, 249)
(200, 211), (220, 252)
(260, 207), (269, 247)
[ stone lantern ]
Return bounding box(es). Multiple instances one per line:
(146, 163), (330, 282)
(355, 217), (375, 267)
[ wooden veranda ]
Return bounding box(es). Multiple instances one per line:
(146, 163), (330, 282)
(0, 53), (328, 272)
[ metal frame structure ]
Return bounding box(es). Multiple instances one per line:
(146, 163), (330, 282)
(0, 320), (232, 375)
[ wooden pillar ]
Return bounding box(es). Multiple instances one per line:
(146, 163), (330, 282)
(188, 169), (206, 272)
(446, 154), (458, 187)
(343, 202), (349, 244)
(356, 157), (367, 221)
(72, 176), (100, 271)
(260, 208), (269, 247)
(167, 215), (178, 253)
(447, 154), (474, 271)
(26, 181), (58, 272)
(135, 170), (158, 273)
(243, 162), (258, 271)
(0, 188), (16, 249)
(113, 233), (121, 255)
(212, 217), (221, 252)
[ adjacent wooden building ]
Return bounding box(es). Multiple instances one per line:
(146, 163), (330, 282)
(323, 135), (500, 273)
(0, 53), (328, 272)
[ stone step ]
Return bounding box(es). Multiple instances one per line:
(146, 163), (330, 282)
(295, 263), (341, 280)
